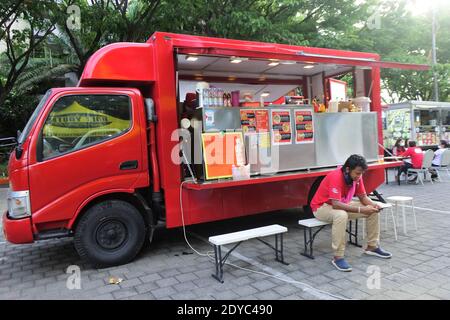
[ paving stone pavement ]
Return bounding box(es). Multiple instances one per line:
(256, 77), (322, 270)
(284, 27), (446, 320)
(1, 172), (450, 300)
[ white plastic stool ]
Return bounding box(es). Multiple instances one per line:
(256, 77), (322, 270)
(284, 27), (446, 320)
(361, 202), (398, 241)
(386, 196), (417, 235)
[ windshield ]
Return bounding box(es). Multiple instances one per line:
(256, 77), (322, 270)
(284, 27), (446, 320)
(18, 90), (51, 144)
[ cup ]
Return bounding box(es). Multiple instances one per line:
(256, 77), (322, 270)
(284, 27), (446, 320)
(231, 91), (240, 107)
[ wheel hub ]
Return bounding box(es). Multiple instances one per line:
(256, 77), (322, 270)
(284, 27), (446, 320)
(96, 220), (128, 250)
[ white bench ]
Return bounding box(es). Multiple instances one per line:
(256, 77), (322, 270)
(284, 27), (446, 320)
(298, 218), (361, 259)
(209, 224), (288, 282)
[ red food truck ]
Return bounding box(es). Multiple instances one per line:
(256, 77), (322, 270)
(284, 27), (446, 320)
(3, 32), (429, 267)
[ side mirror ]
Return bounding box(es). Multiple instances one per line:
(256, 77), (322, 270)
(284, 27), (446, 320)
(58, 144), (72, 153)
(15, 147), (23, 159)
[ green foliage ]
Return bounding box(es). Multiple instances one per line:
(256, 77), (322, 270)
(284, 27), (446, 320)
(0, 91), (40, 137)
(1, 0), (450, 138)
(0, 162), (8, 178)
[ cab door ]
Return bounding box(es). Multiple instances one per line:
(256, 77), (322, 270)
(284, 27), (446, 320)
(27, 88), (147, 226)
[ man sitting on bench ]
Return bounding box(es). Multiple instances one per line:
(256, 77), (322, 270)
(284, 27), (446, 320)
(310, 154), (392, 272)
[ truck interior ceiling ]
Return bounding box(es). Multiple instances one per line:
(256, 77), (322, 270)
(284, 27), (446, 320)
(175, 53), (370, 115)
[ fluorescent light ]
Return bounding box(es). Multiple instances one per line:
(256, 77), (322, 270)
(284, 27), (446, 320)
(186, 55), (198, 62)
(261, 92), (270, 97)
(303, 65), (315, 69)
(280, 60), (296, 65)
(230, 57), (248, 64)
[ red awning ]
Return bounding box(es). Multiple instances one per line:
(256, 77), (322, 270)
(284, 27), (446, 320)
(177, 47), (430, 71)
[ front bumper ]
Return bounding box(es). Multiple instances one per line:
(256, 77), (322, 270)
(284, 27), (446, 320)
(2, 211), (34, 244)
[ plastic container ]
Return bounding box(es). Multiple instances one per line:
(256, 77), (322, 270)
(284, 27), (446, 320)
(231, 91), (240, 107)
(328, 100), (339, 113)
(232, 164), (250, 180)
(352, 97), (371, 112)
(195, 82), (209, 108)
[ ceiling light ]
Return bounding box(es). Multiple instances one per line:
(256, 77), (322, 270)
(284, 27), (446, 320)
(228, 76), (236, 81)
(230, 57), (248, 64)
(185, 55), (198, 62)
(280, 60), (296, 65)
(303, 65), (315, 69)
(261, 92), (270, 97)
(268, 60), (280, 66)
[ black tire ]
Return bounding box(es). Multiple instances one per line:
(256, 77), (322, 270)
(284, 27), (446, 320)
(74, 200), (146, 268)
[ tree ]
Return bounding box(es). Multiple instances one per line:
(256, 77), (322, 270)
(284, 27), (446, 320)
(152, 0), (372, 46)
(0, 0), (57, 106)
(51, 0), (162, 76)
(353, 0), (450, 102)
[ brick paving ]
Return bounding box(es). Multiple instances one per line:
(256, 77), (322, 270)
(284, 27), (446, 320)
(1, 172), (450, 300)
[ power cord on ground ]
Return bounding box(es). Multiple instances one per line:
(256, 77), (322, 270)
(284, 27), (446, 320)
(179, 179), (349, 300)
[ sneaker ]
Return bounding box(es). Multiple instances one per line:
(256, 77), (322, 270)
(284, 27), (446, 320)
(331, 258), (352, 272)
(364, 247), (392, 259)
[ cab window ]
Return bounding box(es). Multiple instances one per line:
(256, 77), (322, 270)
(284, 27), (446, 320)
(40, 95), (131, 160)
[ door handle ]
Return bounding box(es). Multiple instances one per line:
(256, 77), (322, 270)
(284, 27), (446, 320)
(120, 160), (138, 170)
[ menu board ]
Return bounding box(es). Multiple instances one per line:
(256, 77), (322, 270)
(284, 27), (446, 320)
(255, 110), (269, 132)
(240, 110), (256, 133)
(270, 109), (292, 145)
(294, 110), (314, 144)
(201, 132), (244, 180)
(386, 109), (411, 147)
(240, 109), (269, 133)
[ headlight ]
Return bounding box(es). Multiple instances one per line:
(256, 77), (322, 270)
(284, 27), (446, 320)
(7, 190), (31, 219)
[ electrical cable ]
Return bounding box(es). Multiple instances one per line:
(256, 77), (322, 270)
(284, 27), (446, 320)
(179, 180), (349, 300)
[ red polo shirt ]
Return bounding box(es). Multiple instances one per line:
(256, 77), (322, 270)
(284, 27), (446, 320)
(400, 147), (424, 169)
(310, 168), (366, 212)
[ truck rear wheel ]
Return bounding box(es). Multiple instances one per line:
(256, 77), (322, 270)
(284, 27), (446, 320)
(74, 200), (146, 268)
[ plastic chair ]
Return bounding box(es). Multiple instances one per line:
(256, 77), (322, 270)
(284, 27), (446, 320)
(435, 149), (450, 181)
(386, 196), (417, 235)
(407, 149), (434, 185)
(361, 202), (398, 241)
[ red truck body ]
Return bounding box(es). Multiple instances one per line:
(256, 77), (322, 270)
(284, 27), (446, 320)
(2, 32), (428, 266)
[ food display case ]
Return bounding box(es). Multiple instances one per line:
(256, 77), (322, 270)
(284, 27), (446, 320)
(384, 101), (450, 148)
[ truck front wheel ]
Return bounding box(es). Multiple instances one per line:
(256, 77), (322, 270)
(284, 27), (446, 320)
(74, 200), (146, 267)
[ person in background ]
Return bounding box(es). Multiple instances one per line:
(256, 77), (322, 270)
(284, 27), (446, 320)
(392, 138), (406, 156)
(398, 141), (424, 182)
(393, 138), (407, 181)
(430, 140), (450, 180)
(310, 154), (392, 272)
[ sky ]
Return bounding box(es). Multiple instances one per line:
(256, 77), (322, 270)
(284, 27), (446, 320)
(404, 0), (448, 15)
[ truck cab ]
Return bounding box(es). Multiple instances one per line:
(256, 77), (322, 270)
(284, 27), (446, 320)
(4, 87), (154, 267)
